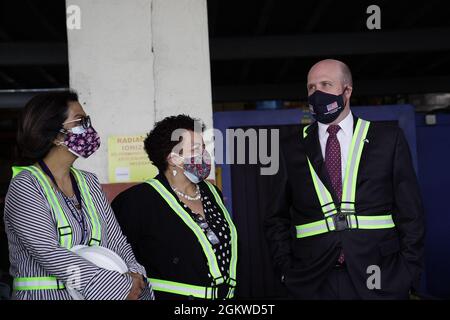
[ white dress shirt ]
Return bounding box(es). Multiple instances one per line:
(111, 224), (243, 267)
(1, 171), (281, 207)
(318, 111), (354, 183)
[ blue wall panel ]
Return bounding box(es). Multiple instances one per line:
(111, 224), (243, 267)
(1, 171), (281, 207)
(416, 114), (450, 298)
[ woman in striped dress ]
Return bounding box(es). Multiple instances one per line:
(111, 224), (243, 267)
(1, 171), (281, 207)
(3, 91), (153, 300)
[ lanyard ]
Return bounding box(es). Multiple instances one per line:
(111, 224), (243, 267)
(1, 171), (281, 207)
(38, 160), (87, 242)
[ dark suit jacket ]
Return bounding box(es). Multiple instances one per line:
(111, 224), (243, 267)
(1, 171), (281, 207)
(111, 174), (234, 300)
(264, 114), (425, 299)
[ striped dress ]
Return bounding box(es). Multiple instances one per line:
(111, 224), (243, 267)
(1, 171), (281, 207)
(3, 168), (154, 300)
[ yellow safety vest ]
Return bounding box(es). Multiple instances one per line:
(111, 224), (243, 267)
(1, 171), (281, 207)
(145, 179), (238, 299)
(296, 119), (395, 238)
(11, 165), (102, 291)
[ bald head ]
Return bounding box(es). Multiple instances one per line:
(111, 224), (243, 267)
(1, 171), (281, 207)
(307, 59), (353, 95)
(306, 59), (354, 118)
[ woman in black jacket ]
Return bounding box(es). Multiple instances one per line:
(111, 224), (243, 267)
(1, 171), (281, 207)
(112, 114), (238, 300)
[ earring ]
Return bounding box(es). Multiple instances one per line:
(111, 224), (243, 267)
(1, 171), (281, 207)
(172, 168), (177, 176)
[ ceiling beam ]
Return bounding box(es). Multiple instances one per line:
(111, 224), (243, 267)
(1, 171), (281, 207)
(35, 66), (60, 86)
(0, 43), (67, 66)
(210, 28), (450, 60)
(2, 28), (449, 66)
(212, 75), (450, 102)
(0, 70), (21, 88)
(0, 88), (69, 108)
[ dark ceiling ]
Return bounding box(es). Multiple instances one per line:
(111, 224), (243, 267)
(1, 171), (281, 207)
(207, 0), (450, 102)
(0, 0), (450, 104)
(0, 0), (68, 89)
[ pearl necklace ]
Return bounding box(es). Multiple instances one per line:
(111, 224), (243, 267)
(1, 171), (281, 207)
(172, 184), (201, 201)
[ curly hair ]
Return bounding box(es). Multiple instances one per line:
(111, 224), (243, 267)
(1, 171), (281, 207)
(144, 114), (205, 173)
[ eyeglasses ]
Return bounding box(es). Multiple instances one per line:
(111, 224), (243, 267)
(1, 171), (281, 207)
(62, 115), (91, 129)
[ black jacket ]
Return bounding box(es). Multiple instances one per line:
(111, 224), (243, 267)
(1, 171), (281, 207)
(112, 174), (236, 300)
(264, 114), (425, 299)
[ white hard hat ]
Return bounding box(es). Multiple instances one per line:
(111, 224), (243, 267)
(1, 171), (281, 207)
(66, 245), (129, 300)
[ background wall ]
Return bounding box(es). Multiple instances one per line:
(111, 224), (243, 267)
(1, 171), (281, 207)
(66, 0), (213, 183)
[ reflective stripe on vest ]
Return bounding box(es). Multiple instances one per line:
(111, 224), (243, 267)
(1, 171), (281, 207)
(11, 165), (102, 248)
(297, 119), (395, 238)
(305, 157), (337, 217)
(12, 165), (73, 249)
(13, 276), (65, 291)
(70, 168), (102, 245)
(296, 214), (396, 238)
(148, 278), (235, 299)
(145, 179), (238, 298)
(204, 180), (238, 286)
(12, 166), (103, 291)
(340, 119), (370, 212)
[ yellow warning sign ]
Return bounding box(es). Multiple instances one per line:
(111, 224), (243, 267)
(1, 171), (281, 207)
(108, 134), (158, 183)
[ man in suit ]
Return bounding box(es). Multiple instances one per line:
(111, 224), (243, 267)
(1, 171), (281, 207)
(264, 59), (425, 299)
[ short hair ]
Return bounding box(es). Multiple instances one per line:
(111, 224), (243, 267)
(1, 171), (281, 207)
(339, 61), (353, 87)
(16, 90), (79, 165)
(144, 114), (205, 173)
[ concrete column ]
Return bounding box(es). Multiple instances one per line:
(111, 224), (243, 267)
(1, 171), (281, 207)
(66, 0), (213, 182)
(152, 0), (213, 127)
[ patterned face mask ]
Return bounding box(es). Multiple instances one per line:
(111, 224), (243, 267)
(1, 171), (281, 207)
(174, 150), (211, 184)
(60, 125), (101, 158)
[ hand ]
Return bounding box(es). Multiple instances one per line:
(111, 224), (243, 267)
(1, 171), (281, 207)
(126, 272), (146, 300)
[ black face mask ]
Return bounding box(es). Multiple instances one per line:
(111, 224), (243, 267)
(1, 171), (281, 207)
(308, 88), (347, 124)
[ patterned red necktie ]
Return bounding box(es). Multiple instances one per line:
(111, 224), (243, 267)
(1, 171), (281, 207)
(325, 125), (345, 264)
(325, 125), (342, 200)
